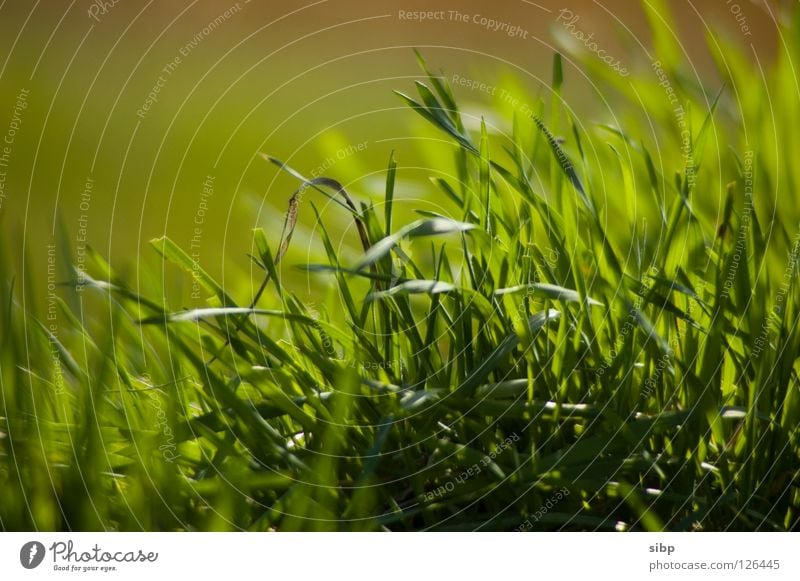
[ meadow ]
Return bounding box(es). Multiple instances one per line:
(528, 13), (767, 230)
(1, 2), (798, 531)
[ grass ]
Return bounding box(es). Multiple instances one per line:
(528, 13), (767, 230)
(1, 3), (799, 531)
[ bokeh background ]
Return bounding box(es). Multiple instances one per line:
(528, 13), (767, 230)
(0, 0), (786, 304)
(2, 0), (799, 535)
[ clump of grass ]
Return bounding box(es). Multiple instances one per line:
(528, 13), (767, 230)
(1, 3), (799, 531)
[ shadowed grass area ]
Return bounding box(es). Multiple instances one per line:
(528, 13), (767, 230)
(1, 4), (799, 532)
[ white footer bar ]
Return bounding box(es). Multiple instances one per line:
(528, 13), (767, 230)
(1, 532), (797, 579)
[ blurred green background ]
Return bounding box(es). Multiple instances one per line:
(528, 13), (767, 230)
(2, 0), (798, 533)
(0, 0), (784, 303)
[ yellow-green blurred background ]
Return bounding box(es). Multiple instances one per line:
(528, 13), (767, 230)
(0, 0), (784, 301)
